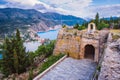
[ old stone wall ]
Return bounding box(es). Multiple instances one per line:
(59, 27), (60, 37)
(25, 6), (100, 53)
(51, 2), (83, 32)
(53, 25), (109, 62)
(54, 28), (81, 59)
(98, 38), (120, 80)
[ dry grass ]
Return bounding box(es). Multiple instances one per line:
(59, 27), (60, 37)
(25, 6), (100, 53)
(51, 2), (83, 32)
(110, 29), (120, 34)
(110, 29), (120, 40)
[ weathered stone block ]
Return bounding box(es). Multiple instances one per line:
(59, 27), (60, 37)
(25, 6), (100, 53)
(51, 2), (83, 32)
(53, 23), (109, 62)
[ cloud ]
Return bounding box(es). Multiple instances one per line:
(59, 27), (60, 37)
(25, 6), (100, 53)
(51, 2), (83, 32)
(39, 0), (93, 17)
(5, 0), (40, 6)
(3, 0), (93, 17)
(91, 4), (120, 18)
(42, 0), (92, 10)
(0, 5), (6, 8)
(0, 0), (120, 18)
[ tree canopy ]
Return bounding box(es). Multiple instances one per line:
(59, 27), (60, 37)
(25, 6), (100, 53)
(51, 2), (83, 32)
(1, 29), (30, 76)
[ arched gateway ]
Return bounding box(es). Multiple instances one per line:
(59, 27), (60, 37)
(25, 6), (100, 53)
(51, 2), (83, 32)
(53, 22), (109, 62)
(84, 45), (95, 60)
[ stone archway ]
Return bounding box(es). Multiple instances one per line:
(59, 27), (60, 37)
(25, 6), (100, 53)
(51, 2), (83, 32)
(90, 24), (93, 29)
(84, 45), (95, 60)
(87, 23), (96, 33)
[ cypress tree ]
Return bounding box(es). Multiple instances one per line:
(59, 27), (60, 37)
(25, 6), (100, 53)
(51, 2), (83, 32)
(110, 16), (113, 23)
(13, 49), (19, 73)
(2, 38), (13, 76)
(95, 13), (99, 28)
(1, 29), (30, 76)
(73, 23), (80, 29)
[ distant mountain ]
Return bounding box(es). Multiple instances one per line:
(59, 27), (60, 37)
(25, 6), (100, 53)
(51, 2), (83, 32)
(0, 8), (86, 37)
(84, 16), (120, 22)
(101, 17), (120, 21)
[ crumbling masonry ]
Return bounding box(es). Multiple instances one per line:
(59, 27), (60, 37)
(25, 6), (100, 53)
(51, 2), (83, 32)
(53, 23), (109, 62)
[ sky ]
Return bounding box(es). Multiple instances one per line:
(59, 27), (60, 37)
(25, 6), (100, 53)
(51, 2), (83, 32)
(0, 0), (120, 18)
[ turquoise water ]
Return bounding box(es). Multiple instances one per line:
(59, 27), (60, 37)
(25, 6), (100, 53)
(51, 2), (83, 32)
(37, 29), (60, 40)
(0, 54), (2, 59)
(0, 29), (60, 59)
(24, 41), (41, 52)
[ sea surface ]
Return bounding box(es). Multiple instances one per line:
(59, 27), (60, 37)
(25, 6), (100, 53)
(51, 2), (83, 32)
(0, 41), (41, 59)
(37, 29), (60, 40)
(24, 41), (41, 52)
(0, 54), (2, 59)
(0, 29), (59, 59)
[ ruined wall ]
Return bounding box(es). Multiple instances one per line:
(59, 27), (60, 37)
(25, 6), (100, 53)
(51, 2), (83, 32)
(53, 24), (109, 62)
(98, 34), (120, 80)
(53, 28), (81, 59)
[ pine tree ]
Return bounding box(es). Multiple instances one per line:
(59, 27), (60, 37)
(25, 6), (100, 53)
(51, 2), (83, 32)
(13, 49), (19, 73)
(73, 23), (80, 29)
(2, 38), (10, 76)
(14, 29), (29, 73)
(28, 69), (33, 80)
(95, 13), (99, 28)
(1, 29), (30, 76)
(110, 16), (114, 23)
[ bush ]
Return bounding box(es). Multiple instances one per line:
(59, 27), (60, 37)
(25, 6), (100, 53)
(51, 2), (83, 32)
(114, 24), (120, 29)
(39, 54), (65, 73)
(74, 23), (80, 29)
(34, 40), (56, 57)
(62, 25), (67, 28)
(28, 69), (34, 80)
(78, 26), (86, 30)
(98, 22), (109, 30)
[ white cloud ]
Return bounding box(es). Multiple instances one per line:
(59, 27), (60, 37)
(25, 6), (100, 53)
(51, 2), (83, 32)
(0, 5), (6, 8)
(39, 0), (93, 17)
(5, 0), (40, 6)
(91, 4), (120, 18)
(1, 0), (120, 18)
(4, 0), (93, 17)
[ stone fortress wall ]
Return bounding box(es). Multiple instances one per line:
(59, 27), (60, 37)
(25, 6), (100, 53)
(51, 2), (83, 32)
(53, 23), (109, 62)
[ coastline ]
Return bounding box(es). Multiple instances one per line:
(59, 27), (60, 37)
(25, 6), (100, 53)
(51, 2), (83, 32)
(37, 28), (61, 33)
(37, 28), (60, 40)
(0, 54), (2, 59)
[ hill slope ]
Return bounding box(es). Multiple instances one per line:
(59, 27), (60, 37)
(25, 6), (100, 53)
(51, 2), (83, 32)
(0, 8), (86, 37)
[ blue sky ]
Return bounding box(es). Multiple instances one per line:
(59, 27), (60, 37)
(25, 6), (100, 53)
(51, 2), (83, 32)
(0, 0), (120, 5)
(0, 0), (6, 4)
(0, 0), (120, 18)
(92, 0), (120, 5)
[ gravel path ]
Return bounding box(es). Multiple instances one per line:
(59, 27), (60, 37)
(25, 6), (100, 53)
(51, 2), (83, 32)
(40, 58), (97, 80)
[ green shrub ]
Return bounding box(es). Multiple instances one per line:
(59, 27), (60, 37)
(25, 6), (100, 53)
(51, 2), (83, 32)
(78, 26), (86, 30)
(28, 69), (34, 80)
(62, 25), (67, 28)
(74, 23), (80, 29)
(97, 65), (101, 71)
(98, 22), (109, 30)
(34, 40), (56, 57)
(39, 54), (64, 73)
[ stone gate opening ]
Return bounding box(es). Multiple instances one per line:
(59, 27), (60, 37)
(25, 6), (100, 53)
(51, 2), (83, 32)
(84, 45), (95, 60)
(90, 24), (93, 29)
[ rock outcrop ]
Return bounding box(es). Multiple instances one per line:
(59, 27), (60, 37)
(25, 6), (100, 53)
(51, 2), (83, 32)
(31, 21), (49, 32)
(98, 32), (120, 80)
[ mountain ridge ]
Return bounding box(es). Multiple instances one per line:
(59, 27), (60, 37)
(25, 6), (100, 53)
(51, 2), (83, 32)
(0, 8), (86, 37)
